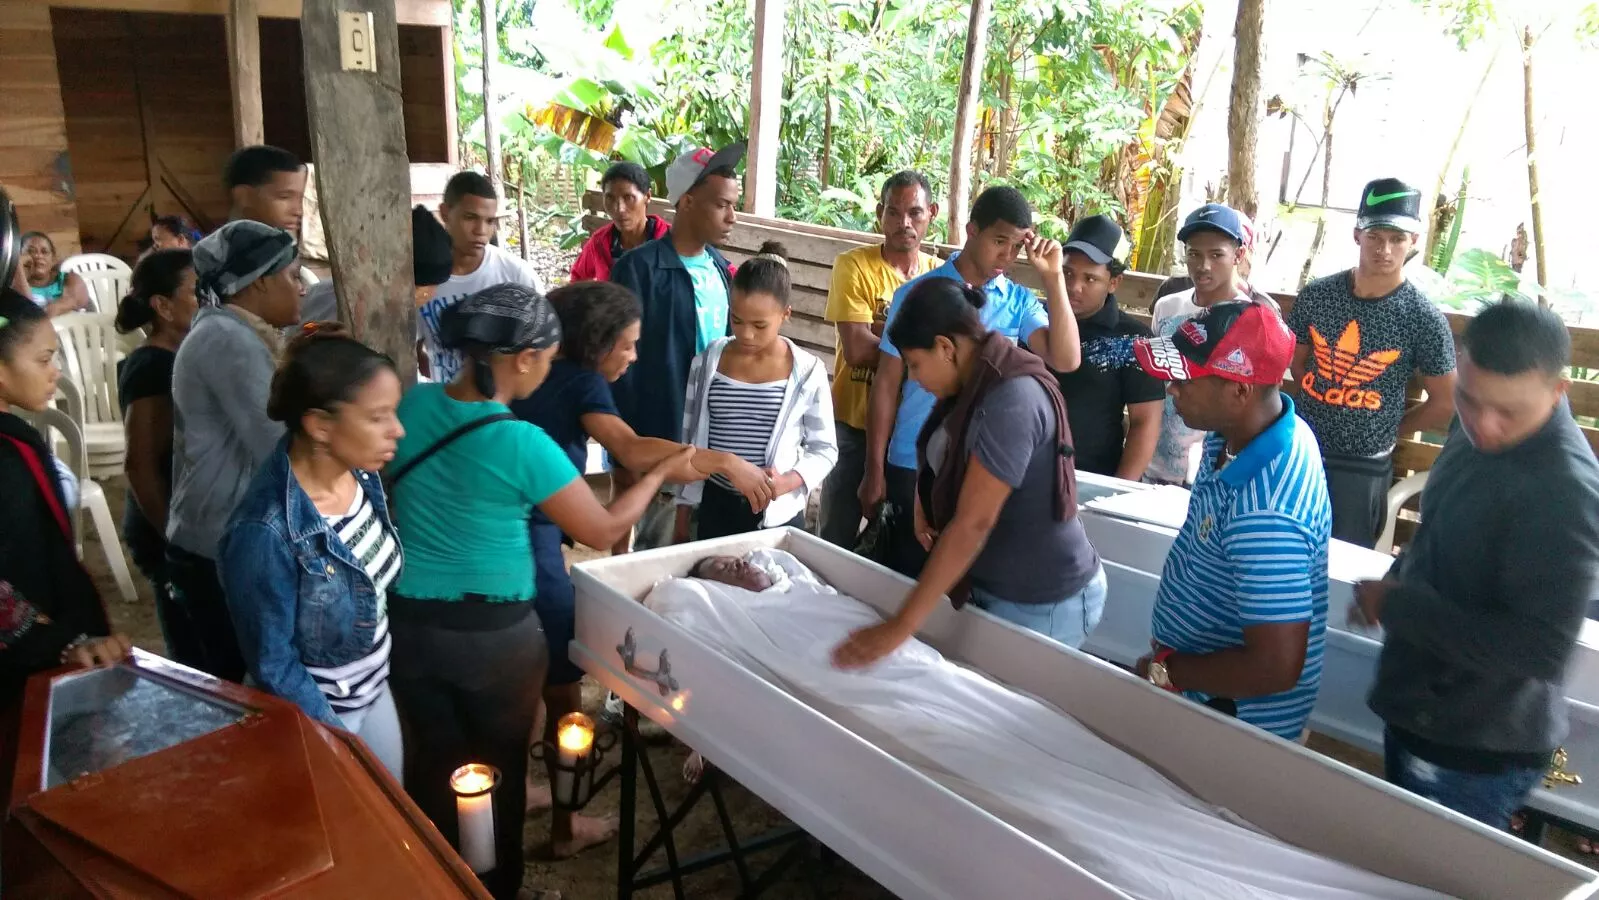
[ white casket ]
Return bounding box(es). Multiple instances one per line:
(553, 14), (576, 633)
(1073, 471), (1599, 833)
(571, 527), (1598, 900)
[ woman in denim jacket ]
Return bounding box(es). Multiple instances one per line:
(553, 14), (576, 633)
(218, 325), (406, 777)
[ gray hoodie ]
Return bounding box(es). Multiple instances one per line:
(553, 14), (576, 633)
(166, 306), (285, 558)
(1369, 400), (1599, 762)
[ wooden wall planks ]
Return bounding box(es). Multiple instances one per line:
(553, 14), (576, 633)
(0, 1), (82, 256)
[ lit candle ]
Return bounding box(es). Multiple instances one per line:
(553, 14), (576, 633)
(554, 712), (596, 806)
(449, 763), (499, 873)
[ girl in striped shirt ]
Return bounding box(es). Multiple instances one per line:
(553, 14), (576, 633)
(676, 242), (837, 541)
(219, 326), (406, 778)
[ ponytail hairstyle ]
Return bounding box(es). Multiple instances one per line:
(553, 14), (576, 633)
(267, 323), (396, 435)
(438, 283), (562, 398)
(0, 287), (49, 365)
(885, 278), (988, 352)
(732, 240), (791, 308)
(116, 248), (193, 334)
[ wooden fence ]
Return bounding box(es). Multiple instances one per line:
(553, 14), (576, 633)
(579, 191), (1599, 499)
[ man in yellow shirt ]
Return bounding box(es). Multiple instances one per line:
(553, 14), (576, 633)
(819, 171), (940, 548)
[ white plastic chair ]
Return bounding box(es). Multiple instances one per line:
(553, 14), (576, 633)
(59, 253), (132, 314)
(53, 312), (126, 479)
(24, 402), (139, 604)
(1375, 471), (1430, 555)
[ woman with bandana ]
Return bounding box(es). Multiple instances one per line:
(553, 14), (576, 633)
(385, 284), (687, 900)
(166, 219), (302, 682)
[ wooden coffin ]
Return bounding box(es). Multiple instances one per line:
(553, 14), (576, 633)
(571, 527), (1599, 900)
(1071, 471), (1599, 831)
(3, 650), (489, 900)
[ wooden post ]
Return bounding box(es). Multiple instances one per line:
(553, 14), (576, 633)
(1225, 0), (1264, 219)
(226, 0), (264, 147)
(302, 0), (417, 385)
(744, 0), (785, 216)
(947, 0), (992, 240)
(479, 0), (500, 187)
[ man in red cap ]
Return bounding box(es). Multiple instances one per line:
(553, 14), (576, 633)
(1128, 301), (1333, 742)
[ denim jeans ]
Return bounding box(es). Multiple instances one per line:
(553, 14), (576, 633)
(1383, 729), (1543, 831)
(971, 566), (1108, 650)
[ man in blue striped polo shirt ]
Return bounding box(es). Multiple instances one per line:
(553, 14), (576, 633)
(1129, 301), (1332, 741)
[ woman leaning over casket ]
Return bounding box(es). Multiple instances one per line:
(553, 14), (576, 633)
(217, 325), (405, 778)
(385, 283), (688, 900)
(0, 289), (131, 742)
(833, 277), (1106, 669)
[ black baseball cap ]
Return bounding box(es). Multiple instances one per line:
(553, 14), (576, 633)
(1063, 214), (1125, 267)
(1356, 178), (1423, 234)
(1178, 203), (1247, 243)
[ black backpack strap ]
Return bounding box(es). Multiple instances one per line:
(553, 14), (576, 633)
(386, 412), (516, 488)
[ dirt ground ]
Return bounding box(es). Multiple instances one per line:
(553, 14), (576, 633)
(80, 477), (1592, 899)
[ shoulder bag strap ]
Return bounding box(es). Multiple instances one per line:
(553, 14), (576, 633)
(0, 433), (71, 539)
(386, 413), (515, 489)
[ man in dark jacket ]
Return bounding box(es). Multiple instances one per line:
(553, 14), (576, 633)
(1358, 300), (1599, 831)
(609, 142), (743, 549)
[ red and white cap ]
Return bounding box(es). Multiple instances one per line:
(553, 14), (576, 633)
(665, 142), (746, 205)
(1132, 301), (1293, 386)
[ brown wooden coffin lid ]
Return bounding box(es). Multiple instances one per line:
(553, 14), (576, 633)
(28, 709), (334, 899)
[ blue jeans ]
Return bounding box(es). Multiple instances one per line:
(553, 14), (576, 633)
(1383, 730), (1543, 831)
(971, 566), (1107, 650)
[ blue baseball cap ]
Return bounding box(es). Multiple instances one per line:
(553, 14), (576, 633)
(1178, 203), (1247, 243)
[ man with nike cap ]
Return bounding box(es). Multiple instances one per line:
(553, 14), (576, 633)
(1287, 177), (1456, 547)
(1128, 301), (1333, 742)
(610, 142), (747, 550)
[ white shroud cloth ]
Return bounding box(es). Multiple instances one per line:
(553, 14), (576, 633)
(645, 549), (1452, 900)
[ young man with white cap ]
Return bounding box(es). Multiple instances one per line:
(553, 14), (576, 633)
(1127, 301), (1333, 742)
(610, 142), (745, 550)
(1286, 178), (1456, 547)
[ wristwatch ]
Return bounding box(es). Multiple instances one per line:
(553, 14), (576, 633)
(1148, 647), (1177, 691)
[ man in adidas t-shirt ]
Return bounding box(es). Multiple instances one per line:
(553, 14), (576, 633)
(1286, 178), (1456, 548)
(417, 171), (546, 382)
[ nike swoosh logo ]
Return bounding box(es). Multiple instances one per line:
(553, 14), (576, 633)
(1365, 189), (1419, 207)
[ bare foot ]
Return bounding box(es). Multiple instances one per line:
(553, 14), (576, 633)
(525, 781), (552, 813)
(551, 814), (620, 859)
(682, 751), (705, 783)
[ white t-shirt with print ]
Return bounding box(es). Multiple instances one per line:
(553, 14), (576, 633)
(417, 244), (546, 384)
(1145, 287), (1254, 484)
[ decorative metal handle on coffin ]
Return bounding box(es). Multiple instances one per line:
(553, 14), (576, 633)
(1545, 747), (1583, 790)
(617, 628), (679, 696)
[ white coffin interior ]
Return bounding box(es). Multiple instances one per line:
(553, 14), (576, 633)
(1073, 471), (1599, 831)
(571, 527), (1598, 900)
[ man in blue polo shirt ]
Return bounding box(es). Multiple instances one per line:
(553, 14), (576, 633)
(1128, 301), (1332, 741)
(859, 186), (1080, 577)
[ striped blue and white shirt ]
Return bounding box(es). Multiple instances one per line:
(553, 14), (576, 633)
(1151, 395), (1332, 740)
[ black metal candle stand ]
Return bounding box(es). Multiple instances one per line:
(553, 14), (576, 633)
(530, 727), (620, 811)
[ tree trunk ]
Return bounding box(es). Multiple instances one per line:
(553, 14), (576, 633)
(1424, 46), (1498, 266)
(1521, 26), (1548, 300)
(1299, 100), (1336, 290)
(479, 0), (500, 188)
(947, 0), (994, 240)
(1225, 0), (1264, 219)
(301, 0), (417, 385)
(820, 35), (833, 188)
(517, 173), (529, 261)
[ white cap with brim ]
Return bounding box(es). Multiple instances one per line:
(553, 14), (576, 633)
(665, 143), (746, 205)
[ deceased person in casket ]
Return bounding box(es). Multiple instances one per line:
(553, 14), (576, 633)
(651, 548), (1451, 900)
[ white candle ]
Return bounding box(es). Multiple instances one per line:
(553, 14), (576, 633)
(554, 712), (596, 807)
(449, 764), (498, 873)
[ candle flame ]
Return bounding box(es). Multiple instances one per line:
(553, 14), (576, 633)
(557, 722), (595, 755)
(450, 763), (496, 794)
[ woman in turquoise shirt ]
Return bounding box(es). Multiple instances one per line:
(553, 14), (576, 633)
(386, 283), (686, 900)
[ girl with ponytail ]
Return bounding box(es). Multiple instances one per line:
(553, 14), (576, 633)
(217, 324), (406, 775)
(675, 241), (838, 541)
(115, 248), (199, 666)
